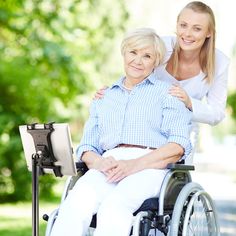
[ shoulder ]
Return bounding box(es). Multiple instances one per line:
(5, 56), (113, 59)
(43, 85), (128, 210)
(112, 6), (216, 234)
(151, 79), (187, 108)
(91, 83), (117, 107)
(152, 79), (180, 103)
(161, 35), (176, 48)
(95, 78), (123, 103)
(152, 78), (171, 91)
(160, 35), (176, 62)
(106, 77), (123, 93)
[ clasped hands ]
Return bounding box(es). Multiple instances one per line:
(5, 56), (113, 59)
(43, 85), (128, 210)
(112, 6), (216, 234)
(94, 156), (136, 183)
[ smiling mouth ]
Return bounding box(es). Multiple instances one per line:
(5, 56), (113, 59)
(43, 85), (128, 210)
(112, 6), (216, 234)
(130, 65), (143, 71)
(182, 38), (195, 44)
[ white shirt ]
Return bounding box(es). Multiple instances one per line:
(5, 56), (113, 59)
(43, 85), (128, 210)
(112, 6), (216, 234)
(154, 36), (230, 126)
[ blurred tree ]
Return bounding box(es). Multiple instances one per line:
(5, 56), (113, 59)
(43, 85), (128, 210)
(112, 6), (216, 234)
(227, 92), (236, 122)
(0, 0), (128, 202)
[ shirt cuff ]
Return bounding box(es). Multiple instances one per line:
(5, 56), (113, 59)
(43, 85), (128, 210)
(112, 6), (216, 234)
(76, 145), (100, 162)
(168, 136), (192, 160)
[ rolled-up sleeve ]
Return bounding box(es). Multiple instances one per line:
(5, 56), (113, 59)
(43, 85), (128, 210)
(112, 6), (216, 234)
(191, 51), (230, 125)
(76, 101), (104, 161)
(161, 95), (193, 159)
(191, 69), (229, 125)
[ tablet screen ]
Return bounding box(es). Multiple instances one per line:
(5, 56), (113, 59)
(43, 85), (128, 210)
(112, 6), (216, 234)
(19, 123), (77, 176)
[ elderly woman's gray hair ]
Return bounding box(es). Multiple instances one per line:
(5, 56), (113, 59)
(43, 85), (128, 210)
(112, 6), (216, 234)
(121, 28), (166, 66)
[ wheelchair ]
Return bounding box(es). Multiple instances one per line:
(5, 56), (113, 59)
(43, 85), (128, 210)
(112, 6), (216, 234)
(44, 160), (220, 236)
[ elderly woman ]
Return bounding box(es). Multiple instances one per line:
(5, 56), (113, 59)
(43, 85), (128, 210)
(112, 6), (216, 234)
(50, 28), (192, 236)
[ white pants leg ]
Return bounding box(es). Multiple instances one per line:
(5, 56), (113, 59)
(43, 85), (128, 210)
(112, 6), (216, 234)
(50, 169), (116, 236)
(94, 168), (166, 236)
(50, 147), (167, 236)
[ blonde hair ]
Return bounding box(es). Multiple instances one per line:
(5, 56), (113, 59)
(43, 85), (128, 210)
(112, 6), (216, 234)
(172, 1), (216, 83)
(121, 28), (166, 66)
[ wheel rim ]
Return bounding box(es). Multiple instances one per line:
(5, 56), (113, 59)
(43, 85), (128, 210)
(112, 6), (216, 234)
(182, 191), (218, 236)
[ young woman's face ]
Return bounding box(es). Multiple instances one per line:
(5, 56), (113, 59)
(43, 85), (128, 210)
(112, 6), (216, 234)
(177, 8), (211, 52)
(124, 45), (157, 82)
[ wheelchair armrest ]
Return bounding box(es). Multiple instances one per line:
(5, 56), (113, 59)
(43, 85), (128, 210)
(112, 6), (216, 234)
(75, 162), (89, 173)
(166, 163), (195, 171)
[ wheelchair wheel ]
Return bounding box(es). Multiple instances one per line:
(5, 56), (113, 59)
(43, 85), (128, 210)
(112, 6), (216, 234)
(170, 182), (220, 236)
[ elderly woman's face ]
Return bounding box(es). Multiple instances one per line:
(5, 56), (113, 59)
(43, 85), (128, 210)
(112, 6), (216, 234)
(123, 45), (157, 81)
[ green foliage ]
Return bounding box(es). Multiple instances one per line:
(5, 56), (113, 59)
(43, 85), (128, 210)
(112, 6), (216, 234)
(227, 92), (236, 125)
(0, 0), (128, 202)
(227, 92), (236, 119)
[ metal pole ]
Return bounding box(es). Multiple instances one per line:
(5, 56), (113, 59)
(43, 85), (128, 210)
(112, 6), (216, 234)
(32, 154), (39, 236)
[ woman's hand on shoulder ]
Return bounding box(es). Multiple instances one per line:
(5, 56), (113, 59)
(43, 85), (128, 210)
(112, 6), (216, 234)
(168, 84), (192, 110)
(93, 86), (109, 99)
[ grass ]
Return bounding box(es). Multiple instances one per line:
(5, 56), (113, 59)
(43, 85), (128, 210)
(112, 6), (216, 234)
(0, 176), (66, 236)
(0, 201), (59, 236)
(0, 176), (68, 235)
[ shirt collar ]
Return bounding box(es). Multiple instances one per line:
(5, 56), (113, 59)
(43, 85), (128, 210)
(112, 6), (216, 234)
(111, 71), (157, 89)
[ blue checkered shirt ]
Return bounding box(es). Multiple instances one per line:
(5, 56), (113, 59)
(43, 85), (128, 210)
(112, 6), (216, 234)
(76, 73), (192, 160)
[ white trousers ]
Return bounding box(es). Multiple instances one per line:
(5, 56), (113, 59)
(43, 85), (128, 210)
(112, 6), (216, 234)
(50, 147), (167, 236)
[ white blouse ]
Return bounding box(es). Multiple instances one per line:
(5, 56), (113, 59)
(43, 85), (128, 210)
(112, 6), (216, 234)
(154, 36), (230, 125)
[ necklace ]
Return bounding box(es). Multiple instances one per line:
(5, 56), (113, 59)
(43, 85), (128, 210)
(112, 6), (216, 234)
(122, 83), (132, 91)
(122, 80), (133, 91)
